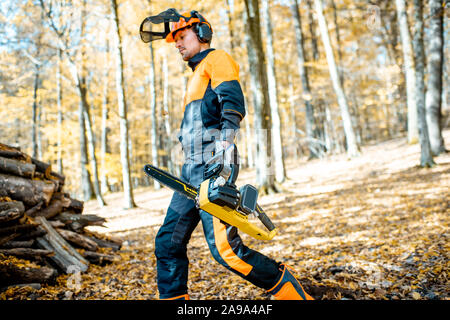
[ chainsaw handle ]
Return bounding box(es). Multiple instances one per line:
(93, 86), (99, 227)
(256, 205), (276, 231)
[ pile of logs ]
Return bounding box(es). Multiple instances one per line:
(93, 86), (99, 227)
(0, 143), (122, 290)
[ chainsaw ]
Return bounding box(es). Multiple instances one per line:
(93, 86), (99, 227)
(143, 147), (277, 241)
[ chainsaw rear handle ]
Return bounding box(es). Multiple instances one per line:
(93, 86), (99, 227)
(256, 205), (276, 232)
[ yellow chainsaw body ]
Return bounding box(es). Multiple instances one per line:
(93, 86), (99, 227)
(198, 179), (277, 241)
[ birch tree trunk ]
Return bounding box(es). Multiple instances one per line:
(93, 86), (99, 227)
(162, 52), (173, 173)
(32, 67), (40, 159)
(305, 0), (319, 61)
(78, 0), (105, 206)
(314, 0), (359, 158)
(101, 38), (111, 194)
(225, 0), (238, 52)
(111, 0), (136, 208)
(291, 0), (319, 159)
(149, 41), (160, 189)
(288, 77), (299, 161)
(395, 0), (419, 144)
(262, 0), (286, 183)
(78, 100), (93, 201)
(56, 48), (63, 174)
(244, 0), (278, 194)
(37, 99), (43, 160)
(412, 0), (435, 167)
(425, 0), (446, 155)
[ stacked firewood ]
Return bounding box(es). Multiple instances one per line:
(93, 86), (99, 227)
(0, 143), (121, 290)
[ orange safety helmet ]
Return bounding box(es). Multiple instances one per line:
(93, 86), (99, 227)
(165, 11), (213, 43)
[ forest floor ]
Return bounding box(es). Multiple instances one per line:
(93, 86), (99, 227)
(3, 130), (450, 300)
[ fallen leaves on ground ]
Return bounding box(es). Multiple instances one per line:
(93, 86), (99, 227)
(2, 133), (449, 300)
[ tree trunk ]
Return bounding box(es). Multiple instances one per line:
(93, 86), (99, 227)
(330, 0), (344, 86)
(149, 41), (160, 189)
(314, 0), (359, 158)
(395, 0), (419, 144)
(100, 76), (111, 194)
(56, 48), (63, 175)
(244, 0), (277, 194)
(81, 97), (106, 207)
(79, 0), (105, 207)
(425, 0), (446, 155)
(100, 36), (112, 194)
(412, 0), (435, 167)
(31, 66), (40, 159)
(305, 0), (319, 61)
(225, 0), (238, 52)
(262, 0), (286, 183)
(111, 0), (136, 209)
(291, 0), (319, 159)
(162, 52), (173, 173)
(79, 100), (93, 201)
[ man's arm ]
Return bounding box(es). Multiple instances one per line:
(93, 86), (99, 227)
(207, 50), (246, 146)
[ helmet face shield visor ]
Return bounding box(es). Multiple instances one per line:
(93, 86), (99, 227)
(139, 17), (170, 43)
(139, 8), (182, 43)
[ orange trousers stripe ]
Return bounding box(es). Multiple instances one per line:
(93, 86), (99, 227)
(212, 217), (253, 276)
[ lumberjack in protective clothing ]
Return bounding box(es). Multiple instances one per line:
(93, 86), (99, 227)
(140, 9), (313, 300)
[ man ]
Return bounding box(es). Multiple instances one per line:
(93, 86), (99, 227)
(154, 10), (313, 300)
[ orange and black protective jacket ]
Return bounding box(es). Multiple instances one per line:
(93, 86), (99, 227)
(178, 48), (245, 165)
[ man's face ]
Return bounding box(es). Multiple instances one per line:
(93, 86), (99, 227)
(174, 27), (202, 61)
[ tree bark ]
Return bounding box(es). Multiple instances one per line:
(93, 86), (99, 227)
(0, 240), (34, 248)
(243, 0), (278, 194)
(0, 248), (53, 260)
(262, 0), (286, 183)
(0, 201), (25, 217)
(148, 40), (160, 190)
(56, 48), (64, 175)
(78, 0), (105, 207)
(412, 0), (435, 167)
(81, 250), (115, 265)
(111, 0), (136, 208)
(31, 65), (40, 159)
(0, 173), (55, 207)
(291, 0), (319, 159)
(0, 262), (57, 287)
(162, 51), (173, 174)
(79, 100), (94, 201)
(0, 208), (23, 224)
(35, 216), (89, 273)
(56, 228), (98, 251)
(305, 0), (319, 61)
(395, 0), (419, 144)
(0, 224), (37, 237)
(53, 212), (106, 232)
(425, 0), (446, 155)
(314, 0), (359, 158)
(31, 197), (66, 220)
(0, 156), (35, 179)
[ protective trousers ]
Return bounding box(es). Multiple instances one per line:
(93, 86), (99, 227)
(154, 162), (282, 299)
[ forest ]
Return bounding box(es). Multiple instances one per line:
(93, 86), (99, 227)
(0, 0), (449, 300)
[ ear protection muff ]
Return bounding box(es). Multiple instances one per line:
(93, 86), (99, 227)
(190, 10), (212, 43)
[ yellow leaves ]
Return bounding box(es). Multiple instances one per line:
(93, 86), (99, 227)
(411, 292), (421, 300)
